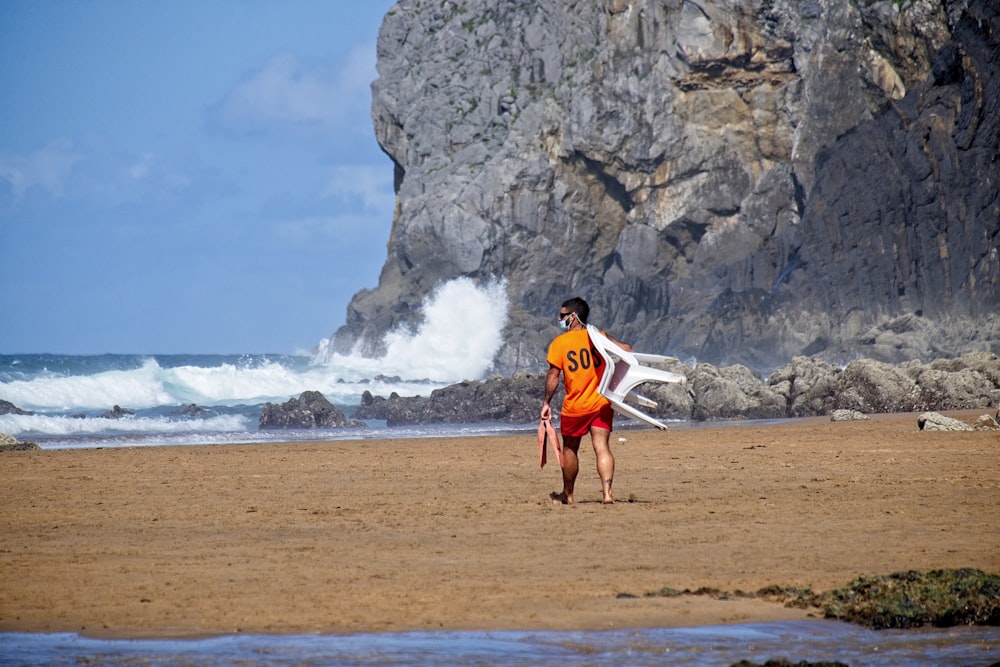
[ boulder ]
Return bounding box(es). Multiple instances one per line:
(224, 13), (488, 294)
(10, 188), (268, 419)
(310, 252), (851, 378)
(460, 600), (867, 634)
(904, 354), (1000, 410)
(629, 373), (694, 421)
(917, 411), (972, 432)
(0, 400), (32, 416)
(767, 356), (840, 417)
(973, 414), (999, 431)
(258, 391), (364, 430)
(0, 433), (40, 452)
(835, 360), (920, 413)
(830, 409), (869, 422)
(175, 404), (210, 416)
(99, 405), (134, 419)
(689, 363), (785, 421)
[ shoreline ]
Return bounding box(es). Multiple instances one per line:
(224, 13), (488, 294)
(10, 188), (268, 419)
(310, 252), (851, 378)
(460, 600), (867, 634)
(1, 411), (997, 639)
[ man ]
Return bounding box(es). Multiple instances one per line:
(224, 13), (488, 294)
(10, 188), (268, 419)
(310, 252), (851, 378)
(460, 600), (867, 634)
(540, 297), (631, 504)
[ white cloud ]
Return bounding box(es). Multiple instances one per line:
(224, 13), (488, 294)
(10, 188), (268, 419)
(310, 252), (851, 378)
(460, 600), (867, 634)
(0, 139), (82, 201)
(212, 42), (376, 135)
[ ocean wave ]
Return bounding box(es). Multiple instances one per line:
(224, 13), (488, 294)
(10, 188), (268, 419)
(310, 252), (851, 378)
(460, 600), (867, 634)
(0, 358), (453, 413)
(314, 277), (509, 382)
(0, 359), (177, 411)
(0, 412), (250, 439)
(0, 277), (512, 449)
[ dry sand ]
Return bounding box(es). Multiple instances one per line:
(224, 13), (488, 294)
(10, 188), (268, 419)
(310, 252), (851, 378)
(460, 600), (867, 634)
(1, 411), (997, 638)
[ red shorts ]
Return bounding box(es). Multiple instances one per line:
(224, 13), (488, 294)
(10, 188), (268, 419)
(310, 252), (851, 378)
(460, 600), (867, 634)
(559, 404), (614, 437)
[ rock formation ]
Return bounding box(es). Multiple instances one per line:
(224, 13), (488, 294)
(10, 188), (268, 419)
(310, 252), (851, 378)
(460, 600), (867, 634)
(350, 350), (1000, 425)
(353, 371), (548, 426)
(0, 400), (32, 416)
(259, 391), (365, 430)
(330, 0), (998, 375)
(0, 433), (40, 452)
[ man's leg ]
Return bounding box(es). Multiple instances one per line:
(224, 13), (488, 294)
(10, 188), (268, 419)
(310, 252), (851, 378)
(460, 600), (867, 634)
(590, 426), (615, 503)
(553, 436), (581, 503)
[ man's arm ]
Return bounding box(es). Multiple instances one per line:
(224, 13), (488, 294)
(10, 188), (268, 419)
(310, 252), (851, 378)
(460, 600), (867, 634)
(540, 365), (561, 420)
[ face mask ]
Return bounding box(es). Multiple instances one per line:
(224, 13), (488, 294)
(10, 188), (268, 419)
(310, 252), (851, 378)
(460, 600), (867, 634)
(559, 315), (572, 330)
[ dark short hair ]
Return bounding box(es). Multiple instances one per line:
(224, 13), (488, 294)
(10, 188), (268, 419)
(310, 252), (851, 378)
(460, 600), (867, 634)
(561, 297), (590, 324)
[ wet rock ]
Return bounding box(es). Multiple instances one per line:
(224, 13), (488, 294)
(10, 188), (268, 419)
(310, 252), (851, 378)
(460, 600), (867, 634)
(0, 400), (33, 416)
(99, 405), (135, 419)
(917, 411), (973, 432)
(0, 433), (40, 452)
(353, 371), (547, 426)
(830, 409), (868, 422)
(258, 391), (364, 430)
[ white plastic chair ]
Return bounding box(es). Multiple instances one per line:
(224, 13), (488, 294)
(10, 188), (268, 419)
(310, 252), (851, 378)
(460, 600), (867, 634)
(587, 324), (686, 430)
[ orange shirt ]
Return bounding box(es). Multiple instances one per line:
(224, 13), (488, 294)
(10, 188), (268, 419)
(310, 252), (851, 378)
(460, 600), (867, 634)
(546, 329), (609, 416)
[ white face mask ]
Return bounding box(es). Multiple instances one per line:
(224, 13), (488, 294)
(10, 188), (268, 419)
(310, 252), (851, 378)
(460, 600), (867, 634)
(559, 313), (573, 330)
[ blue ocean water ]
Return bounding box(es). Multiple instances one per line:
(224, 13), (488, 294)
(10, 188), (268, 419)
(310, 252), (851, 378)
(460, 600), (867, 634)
(0, 279), (527, 449)
(0, 351), (533, 449)
(2, 622), (998, 666)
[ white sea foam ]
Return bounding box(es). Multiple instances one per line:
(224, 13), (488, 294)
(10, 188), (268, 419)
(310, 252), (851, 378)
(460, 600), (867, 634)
(1, 360), (176, 411)
(315, 276), (509, 382)
(0, 412), (250, 437)
(0, 278), (510, 423)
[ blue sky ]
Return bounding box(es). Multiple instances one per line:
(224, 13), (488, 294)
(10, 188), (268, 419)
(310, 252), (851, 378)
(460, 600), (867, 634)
(0, 0), (397, 354)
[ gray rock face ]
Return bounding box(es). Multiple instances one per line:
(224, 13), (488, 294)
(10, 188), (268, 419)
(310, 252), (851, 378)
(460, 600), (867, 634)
(259, 391), (364, 430)
(330, 0), (998, 375)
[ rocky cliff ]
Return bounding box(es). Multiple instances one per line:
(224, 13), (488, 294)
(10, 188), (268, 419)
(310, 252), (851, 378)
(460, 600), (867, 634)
(330, 0), (999, 375)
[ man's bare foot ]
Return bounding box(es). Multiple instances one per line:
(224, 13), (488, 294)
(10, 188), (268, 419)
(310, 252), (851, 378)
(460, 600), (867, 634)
(550, 491), (574, 504)
(602, 497), (615, 504)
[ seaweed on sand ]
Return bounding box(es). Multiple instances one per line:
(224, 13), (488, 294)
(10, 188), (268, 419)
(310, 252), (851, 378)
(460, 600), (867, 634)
(640, 568), (1000, 630)
(818, 568), (1000, 629)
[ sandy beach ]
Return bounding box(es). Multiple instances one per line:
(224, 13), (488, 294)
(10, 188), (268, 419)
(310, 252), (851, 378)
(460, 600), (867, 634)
(0, 411), (997, 639)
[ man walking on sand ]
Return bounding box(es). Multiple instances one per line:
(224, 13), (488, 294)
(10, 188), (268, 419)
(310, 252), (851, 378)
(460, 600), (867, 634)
(541, 297), (632, 504)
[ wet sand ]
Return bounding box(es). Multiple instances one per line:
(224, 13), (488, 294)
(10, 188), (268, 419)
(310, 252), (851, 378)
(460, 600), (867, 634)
(1, 411), (997, 638)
